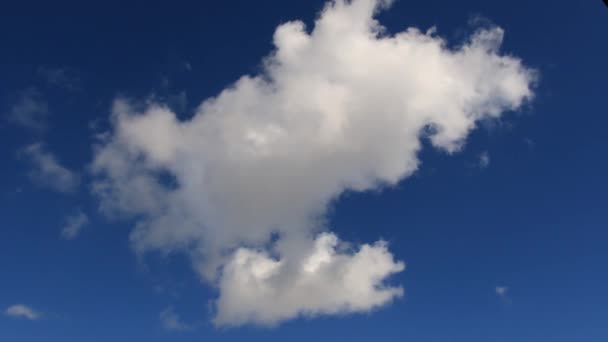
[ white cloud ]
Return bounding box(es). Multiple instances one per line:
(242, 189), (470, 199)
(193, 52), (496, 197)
(6, 89), (49, 132)
(5, 304), (40, 320)
(479, 151), (490, 168)
(215, 233), (404, 326)
(91, 0), (535, 326)
(496, 286), (508, 297)
(61, 210), (89, 239)
(160, 307), (192, 331)
(495, 286), (512, 304)
(22, 143), (80, 193)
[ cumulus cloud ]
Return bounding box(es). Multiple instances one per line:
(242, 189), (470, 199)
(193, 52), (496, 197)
(5, 304), (40, 320)
(160, 307), (192, 331)
(61, 210), (89, 239)
(91, 0), (535, 326)
(215, 233), (403, 326)
(6, 89), (49, 132)
(22, 143), (80, 193)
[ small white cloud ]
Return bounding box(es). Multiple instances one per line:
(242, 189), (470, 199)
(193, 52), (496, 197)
(21, 143), (80, 193)
(6, 89), (49, 132)
(61, 210), (89, 240)
(160, 307), (192, 331)
(5, 304), (40, 320)
(479, 151), (490, 168)
(496, 286), (511, 303)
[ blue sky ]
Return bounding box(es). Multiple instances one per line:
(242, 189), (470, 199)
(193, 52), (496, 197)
(1, 0), (607, 341)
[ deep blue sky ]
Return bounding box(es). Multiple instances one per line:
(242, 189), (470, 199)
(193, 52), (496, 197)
(1, 0), (607, 341)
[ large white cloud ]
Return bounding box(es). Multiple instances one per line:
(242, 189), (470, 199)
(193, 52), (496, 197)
(91, 0), (535, 326)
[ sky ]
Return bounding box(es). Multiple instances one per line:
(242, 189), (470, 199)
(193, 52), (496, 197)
(1, 0), (607, 341)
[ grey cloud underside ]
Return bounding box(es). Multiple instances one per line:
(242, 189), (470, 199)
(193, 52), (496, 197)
(91, 0), (535, 326)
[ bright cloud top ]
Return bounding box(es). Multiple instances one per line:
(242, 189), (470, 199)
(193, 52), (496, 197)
(91, 0), (535, 326)
(215, 233), (404, 325)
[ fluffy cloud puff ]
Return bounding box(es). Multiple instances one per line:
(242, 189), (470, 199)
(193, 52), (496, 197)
(91, 0), (535, 326)
(214, 233), (404, 326)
